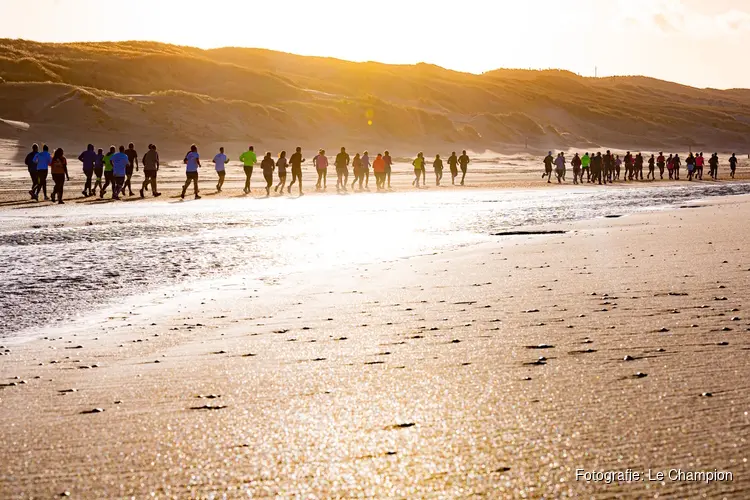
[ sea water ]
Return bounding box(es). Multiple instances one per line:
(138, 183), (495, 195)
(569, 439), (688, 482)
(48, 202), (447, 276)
(2, 182), (749, 337)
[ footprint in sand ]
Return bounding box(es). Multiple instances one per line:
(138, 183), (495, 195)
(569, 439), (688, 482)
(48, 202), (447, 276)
(524, 357), (548, 366)
(569, 349), (597, 355)
(386, 423), (416, 430)
(190, 404), (227, 410)
(80, 408), (105, 414)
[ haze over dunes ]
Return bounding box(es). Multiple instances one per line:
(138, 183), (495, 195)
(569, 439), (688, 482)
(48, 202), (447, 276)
(1, 39), (750, 153)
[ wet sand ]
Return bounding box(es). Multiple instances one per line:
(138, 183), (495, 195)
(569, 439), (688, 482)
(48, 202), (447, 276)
(1, 195), (749, 497)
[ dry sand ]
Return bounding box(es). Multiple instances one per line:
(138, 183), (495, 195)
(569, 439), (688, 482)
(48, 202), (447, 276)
(1, 193), (749, 497)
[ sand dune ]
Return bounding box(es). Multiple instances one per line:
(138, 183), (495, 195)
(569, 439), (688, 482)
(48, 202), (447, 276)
(2, 39), (750, 155)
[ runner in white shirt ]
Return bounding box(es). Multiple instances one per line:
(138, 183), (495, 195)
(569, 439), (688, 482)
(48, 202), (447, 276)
(213, 147), (228, 192)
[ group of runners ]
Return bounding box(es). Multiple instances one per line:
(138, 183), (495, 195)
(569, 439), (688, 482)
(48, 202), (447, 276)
(24, 142), (159, 203)
(21, 143), (474, 202)
(543, 151), (739, 185)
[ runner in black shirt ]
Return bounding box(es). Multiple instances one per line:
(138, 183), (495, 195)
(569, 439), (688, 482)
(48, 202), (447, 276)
(124, 143), (139, 196)
(458, 150), (470, 185)
(729, 153), (738, 179)
(24, 143), (39, 197)
(335, 147), (350, 191)
(288, 147), (305, 195)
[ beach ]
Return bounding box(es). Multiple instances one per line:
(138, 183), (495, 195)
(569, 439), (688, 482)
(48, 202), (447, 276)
(1, 186), (749, 497)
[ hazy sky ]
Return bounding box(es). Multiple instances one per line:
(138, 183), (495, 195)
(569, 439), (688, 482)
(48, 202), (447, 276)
(2, 0), (750, 89)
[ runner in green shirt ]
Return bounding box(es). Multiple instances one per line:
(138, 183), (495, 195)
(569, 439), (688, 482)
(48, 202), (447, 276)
(239, 146), (257, 194)
(100, 146), (116, 198)
(581, 153), (591, 183)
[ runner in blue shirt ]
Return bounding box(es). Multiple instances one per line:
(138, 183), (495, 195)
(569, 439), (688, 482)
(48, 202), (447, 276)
(212, 147), (228, 192)
(181, 144), (201, 200)
(109, 146), (130, 200)
(32, 145), (52, 201)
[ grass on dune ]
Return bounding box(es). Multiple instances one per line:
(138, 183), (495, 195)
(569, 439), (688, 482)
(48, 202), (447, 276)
(2, 38), (750, 150)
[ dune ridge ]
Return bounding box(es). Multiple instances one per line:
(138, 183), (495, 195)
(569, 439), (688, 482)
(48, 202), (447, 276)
(1, 39), (750, 154)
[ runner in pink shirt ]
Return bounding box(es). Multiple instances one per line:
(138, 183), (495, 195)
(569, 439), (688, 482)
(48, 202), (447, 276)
(695, 153), (705, 180)
(314, 149), (329, 190)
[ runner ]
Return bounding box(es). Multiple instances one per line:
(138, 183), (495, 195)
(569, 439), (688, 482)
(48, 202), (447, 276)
(49, 148), (69, 204)
(729, 153), (738, 179)
(686, 153), (695, 180)
(433, 154), (443, 186)
(708, 153), (719, 180)
(351, 153), (362, 190)
(288, 147), (305, 195)
(591, 152), (604, 185)
(571, 153), (582, 184)
(275, 151), (288, 193)
(449, 151), (460, 185)
(261, 151), (275, 197)
(458, 150), (470, 185)
(383, 150), (393, 189)
(657, 152), (665, 179)
(667, 154), (674, 179)
(634, 153), (644, 180)
(100, 146), (116, 198)
(335, 147), (350, 190)
(542, 151), (554, 183)
(140, 144), (161, 198)
(412, 152), (425, 188)
(647, 154), (655, 180)
(373, 153), (386, 190)
(695, 153), (704, 180)
(673, 154), (681, 180)
(93, 148), (104, 196)
(581, 152), (591, 183)
(239, 146), (257, 194)
(314, 149), (328, 190)
(78, 144), (96, 197)
(181, 144), (201, 200)
(212, 147), (228, 192)
(604, 150), (614, 183)
(123, 143), (139, 196)
(360, 151), (370, 189)
(32, 144), (52, 201)
(110, 146), (130, 200)
(554, 153), (565, 183)
(624, 152), (633, 180)
(25, 143), (39, 198)
(614, 155), (622, 180)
